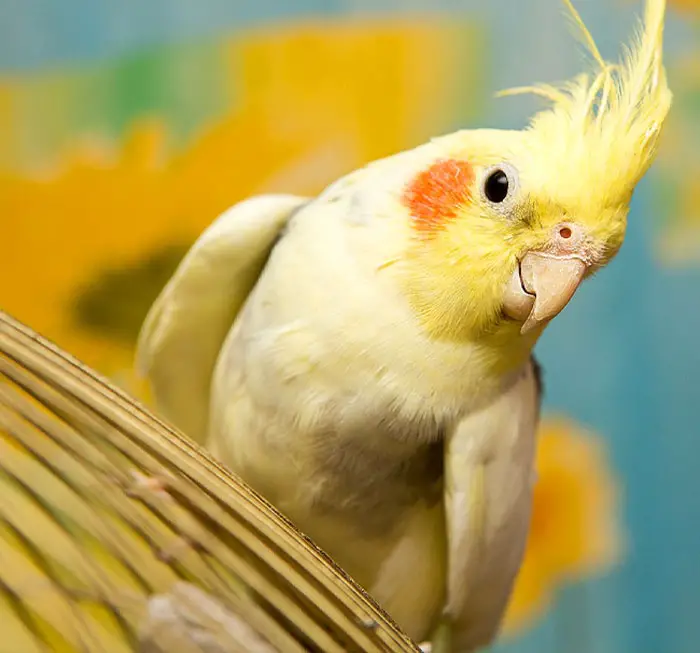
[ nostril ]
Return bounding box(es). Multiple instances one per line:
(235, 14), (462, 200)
(559, 226), (572, 240)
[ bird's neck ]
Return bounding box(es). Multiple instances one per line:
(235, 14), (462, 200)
(476, 321), (542, 378)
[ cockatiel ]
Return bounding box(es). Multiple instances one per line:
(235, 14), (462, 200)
(137, 1), (671, 650)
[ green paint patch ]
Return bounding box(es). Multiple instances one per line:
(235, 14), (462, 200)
(1, 39), (231, 171)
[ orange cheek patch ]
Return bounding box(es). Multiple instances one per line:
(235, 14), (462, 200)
(402, 158), (475, 238)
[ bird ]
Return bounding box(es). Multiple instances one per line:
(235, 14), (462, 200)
(137, 1), (671, 650)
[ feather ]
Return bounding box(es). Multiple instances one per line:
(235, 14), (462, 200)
(498, 0), (671, 206)
(136, 195), (309, 444)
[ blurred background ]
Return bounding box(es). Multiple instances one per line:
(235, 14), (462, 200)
(1, 1), (699, 651)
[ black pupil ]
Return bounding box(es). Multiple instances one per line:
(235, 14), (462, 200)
(485, 170), (509, 203)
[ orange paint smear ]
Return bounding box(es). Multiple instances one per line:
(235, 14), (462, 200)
(403, 158), (474, 237)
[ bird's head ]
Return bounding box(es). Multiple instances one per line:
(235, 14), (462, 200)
(399, 0), (671, 356)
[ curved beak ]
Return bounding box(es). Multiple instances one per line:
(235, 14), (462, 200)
(503, 252), (588, 334)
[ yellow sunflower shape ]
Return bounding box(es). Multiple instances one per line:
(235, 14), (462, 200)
(503, 416), (623, 635)
(0, 18), (482, 396)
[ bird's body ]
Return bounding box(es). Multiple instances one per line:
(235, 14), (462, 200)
(138, 1), (671, 650)
(206, 158), (542, 643)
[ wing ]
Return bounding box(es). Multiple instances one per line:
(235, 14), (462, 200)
(443, 359), (542, 652)
(0, 311), (419, 653)
(136, 195), (308, 443)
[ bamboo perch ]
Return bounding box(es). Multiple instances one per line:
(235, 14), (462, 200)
(0, 310), (419, 653)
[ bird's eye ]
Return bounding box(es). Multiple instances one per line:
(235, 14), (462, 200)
(481, 163), (519, 210)
(484, 169), (509, 203)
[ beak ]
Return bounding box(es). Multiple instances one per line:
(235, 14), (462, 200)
(503, 252), (588, 334)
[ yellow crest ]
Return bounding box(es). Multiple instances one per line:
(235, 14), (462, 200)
(500, 0), (672, 206)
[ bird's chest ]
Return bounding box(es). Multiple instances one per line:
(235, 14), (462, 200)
(307, 412), (446, 537)
(239, 316), (530, 536)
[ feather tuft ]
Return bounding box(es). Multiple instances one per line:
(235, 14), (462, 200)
(500, 0), (672, 206)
